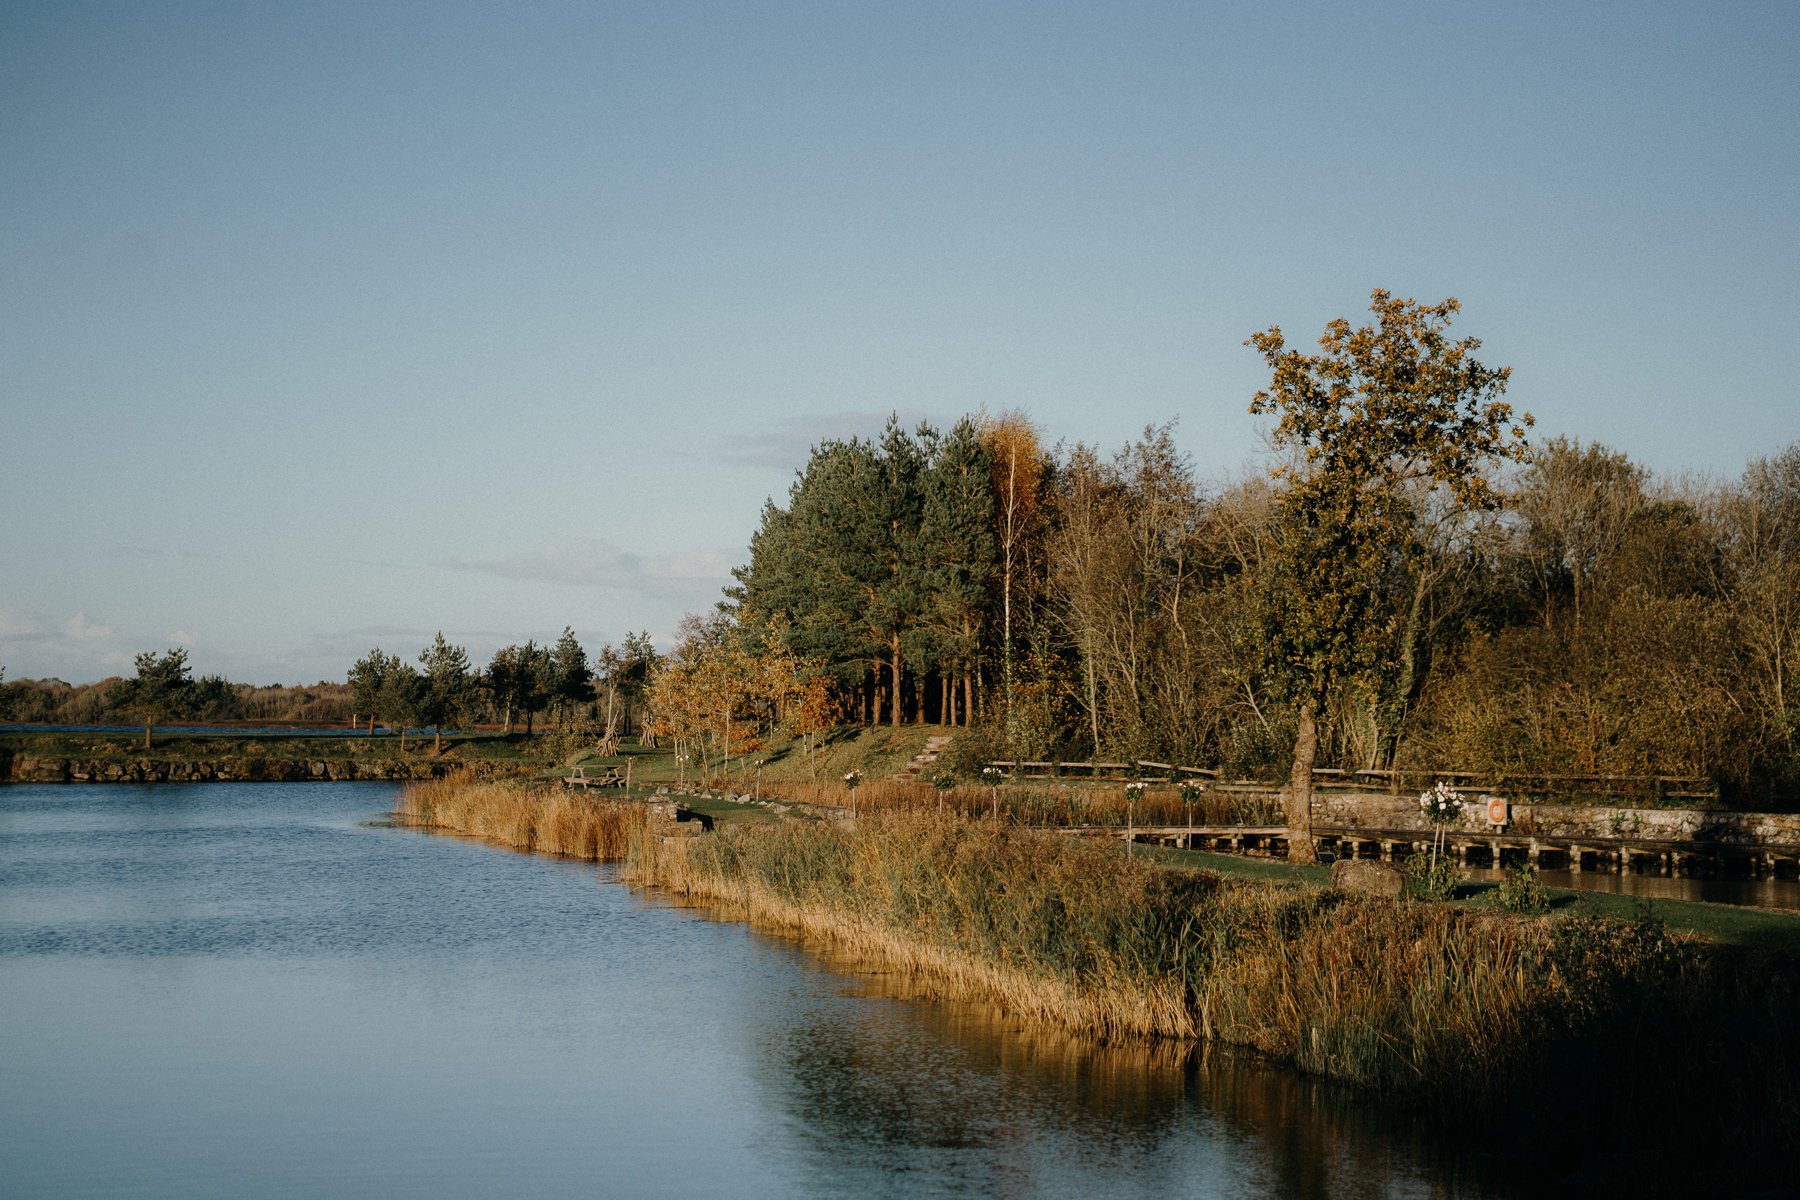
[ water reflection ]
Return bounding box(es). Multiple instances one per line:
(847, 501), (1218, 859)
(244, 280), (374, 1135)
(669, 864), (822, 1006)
(1460, 865), (1800, 911)
(674, 907), (1513, 1199)
(2, 783), (1521, 1199)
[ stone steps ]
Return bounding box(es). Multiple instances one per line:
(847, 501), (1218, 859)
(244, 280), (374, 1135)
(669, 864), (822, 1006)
(899, 734), (956, 779)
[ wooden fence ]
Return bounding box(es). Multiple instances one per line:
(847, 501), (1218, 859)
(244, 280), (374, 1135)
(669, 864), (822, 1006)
(983, 760), (1718, 805)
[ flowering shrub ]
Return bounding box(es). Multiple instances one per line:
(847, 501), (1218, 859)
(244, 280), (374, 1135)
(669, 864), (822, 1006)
(1124, 781), (1148, 800)
(1419, 781), (1462, 825)
(1178, 780), (1206, 805)
(842, 769), (862, 791)
(1415, 781), (1463, 897)
(980, 765), (1005, 785)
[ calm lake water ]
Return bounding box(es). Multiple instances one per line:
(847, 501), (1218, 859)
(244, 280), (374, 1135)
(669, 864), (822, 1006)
(0, 783), (1516, 1198)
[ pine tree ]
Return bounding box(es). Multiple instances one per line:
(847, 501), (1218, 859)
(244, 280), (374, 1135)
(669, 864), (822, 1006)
(549, 627), (592, 727)
(917, 417), (996, 725)
(107, 649), (195, 750)
(418, 633), (475, 753)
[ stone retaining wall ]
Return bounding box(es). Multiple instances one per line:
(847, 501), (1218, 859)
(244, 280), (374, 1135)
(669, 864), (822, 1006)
(0, 753), (514, 785)
(1314, 791), (1800, 846)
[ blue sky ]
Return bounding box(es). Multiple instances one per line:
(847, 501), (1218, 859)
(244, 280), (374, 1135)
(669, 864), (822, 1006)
(3, 1), (1796, 684)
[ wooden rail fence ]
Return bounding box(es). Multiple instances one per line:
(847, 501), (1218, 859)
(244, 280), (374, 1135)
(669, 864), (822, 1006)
(986, 761), (1719, 804)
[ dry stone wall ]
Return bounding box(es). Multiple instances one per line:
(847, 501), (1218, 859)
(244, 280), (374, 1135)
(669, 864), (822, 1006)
(1313, 791), (1800, 846)
(0, 754), (507, 785)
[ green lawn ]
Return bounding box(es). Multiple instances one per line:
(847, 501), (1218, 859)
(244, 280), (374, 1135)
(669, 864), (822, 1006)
(1138, 844), (1800, 957)
(673, 791), (782, 826)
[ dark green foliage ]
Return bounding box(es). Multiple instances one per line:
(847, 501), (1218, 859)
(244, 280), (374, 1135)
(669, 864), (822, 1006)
(595, 631), (660, 739)
(1496, 861), (1549, 914)
(914, 417), (997, 720)
(348, 647), (424, 749)
(418, 633), (475, 749)
(737, 417), (953, 725)
(1402, 848), (1459, 901)
(485, 641), (551, 735)
(1246, 291), (1531, 856)
(348, 649), (401, 729)
(106, 649), (196, 748)
(711, 386), (1797, 800)
(548, 627), (592, 724)
(1256, 472), (1410, 707)
(189, 675), (238, 721)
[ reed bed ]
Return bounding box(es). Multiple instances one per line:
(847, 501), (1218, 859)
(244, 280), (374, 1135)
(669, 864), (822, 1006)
(763, 778), (1283, 827)
(398, 771), (646, 860)
(401, 773), (1797, 1189)
(629, 810), (1798, 1185)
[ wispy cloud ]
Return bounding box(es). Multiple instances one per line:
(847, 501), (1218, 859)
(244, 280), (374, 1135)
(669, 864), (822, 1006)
(0, 608), (130, 682)
(711, 409), (936, 470)
(442, 538), (735, 600)
(62, 612), (112, 640)
(0, 608), (51, 642)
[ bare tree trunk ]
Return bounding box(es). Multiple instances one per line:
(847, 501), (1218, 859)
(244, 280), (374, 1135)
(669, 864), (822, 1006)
(1385, 573), (1429, 768)
(890, 636), (903, 727)
(1083, 634), (1101, 757)
(1002, 451), (1017, 733)
(1286, 700), (1319, 864)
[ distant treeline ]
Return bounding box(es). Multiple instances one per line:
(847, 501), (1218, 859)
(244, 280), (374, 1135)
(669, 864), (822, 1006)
(344, 629), (660, 746)
(717, 415), (1799, 804)
(0, 629), (662, 746)
(0, 674), (352, 726)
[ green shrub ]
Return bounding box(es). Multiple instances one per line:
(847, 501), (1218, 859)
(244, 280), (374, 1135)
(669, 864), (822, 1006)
(1404, 850), (1459, 901)
(1497, 861), (1550, 914)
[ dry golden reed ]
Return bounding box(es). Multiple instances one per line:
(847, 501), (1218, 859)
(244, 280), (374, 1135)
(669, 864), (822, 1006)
(761, 777), (1277, 827)
(401, 773), (1797, 1184)
(398, 770), (646, 860)
(625, 809), (1799, 1158)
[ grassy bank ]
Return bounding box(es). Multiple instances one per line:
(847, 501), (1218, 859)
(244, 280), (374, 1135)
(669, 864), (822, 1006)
(754, 774), (1284, 827)
(0, 728), (568, 767)
(401, 776), (1799, 1192)
(631, 812), (1796, 1189)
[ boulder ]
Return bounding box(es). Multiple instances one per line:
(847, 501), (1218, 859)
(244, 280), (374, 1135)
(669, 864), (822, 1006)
(1330, 859), (1407, 900)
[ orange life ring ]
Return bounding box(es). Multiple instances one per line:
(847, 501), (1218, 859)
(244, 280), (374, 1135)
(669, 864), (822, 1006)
(1487, 797), (1509, 825)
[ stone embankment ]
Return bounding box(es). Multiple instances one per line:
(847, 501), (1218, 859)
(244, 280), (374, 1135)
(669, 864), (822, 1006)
(0, 753), (513, 785)
(1311, 791), (1800, 846)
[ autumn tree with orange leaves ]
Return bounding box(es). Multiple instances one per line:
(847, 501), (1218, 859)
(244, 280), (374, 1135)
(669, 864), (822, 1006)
(983, 411), (1047, 741)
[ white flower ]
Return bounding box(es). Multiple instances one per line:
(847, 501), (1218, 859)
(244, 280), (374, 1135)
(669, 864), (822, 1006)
(1418, 781), (1462, 823)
